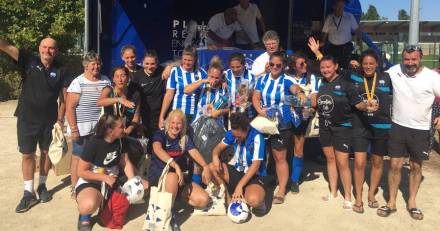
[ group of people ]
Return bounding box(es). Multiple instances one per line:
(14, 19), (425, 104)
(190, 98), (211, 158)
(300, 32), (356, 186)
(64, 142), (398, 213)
(1, 1), (440, 230)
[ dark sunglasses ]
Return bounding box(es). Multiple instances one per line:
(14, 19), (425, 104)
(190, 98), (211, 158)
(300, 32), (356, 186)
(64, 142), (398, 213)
(404, 45), (423, 55)
(269, 62), (283, 68)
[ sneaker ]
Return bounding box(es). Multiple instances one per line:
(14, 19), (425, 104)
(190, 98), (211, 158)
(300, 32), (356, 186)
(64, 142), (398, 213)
(290, 182), (300, 194)
(77, 216), (92, 231)
(15, 190), (40, 213)
(37, 184), (52, 203)
(171, 220), (181, 231)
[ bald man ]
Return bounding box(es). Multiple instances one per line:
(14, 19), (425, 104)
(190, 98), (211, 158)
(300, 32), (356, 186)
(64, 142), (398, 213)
(0, 37), (66, 213)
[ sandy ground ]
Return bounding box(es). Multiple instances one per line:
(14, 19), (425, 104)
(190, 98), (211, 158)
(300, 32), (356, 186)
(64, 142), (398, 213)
(0, 100), (439, 231)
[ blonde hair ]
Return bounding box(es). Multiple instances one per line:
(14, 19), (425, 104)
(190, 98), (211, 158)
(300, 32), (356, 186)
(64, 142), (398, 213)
(208, 55), (223, 72)
(164, 109), (188, 150)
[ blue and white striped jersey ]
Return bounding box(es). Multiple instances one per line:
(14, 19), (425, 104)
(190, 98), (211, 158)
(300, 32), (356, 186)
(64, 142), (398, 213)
(289, 73), (320, 94)
(195, 83), (228, 123)
(166, 66), (207, 115)
(223, 126), (266, 176)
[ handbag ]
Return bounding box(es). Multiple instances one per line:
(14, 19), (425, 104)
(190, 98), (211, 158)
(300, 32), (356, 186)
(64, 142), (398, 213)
(305, 112), (319, 138)
(250, 115), (279, 135)
(99, 190), (130, 229)
(142, 158), (174, 231)
(48, 122), (67, 165)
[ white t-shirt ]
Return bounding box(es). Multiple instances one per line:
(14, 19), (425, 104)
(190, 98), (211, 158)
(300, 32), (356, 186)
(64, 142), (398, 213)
(234, 3), (262, 44)
(251, 52), (270, 77)
(322, 12), (358, 45)
(386, 64), (440, 130)
(67, 74), (111, 136)
(207, 12), (242, 45)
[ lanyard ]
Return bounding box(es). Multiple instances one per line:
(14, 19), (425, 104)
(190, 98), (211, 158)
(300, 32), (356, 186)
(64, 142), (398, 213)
(332, 15), (343, 31)
(363, 73), (377, 101)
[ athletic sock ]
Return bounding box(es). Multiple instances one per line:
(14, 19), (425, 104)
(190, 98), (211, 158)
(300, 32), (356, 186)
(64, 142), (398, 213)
(192, 174), (202, 185)
(79, 214), (92, 222)
(39, 175), (47, 186)
(290, 155), (304, 183)
(24, 180), (34, 193)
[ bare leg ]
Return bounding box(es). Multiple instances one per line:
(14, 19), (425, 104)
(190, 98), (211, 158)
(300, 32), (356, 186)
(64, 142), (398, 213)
(322, 146), (338, 197)
(22, 154), (36, 183)
(386, 157), (404, 209)
(182, 183), (210, 208)
(39, 150), (52, 179)
(335, 151), (352, 202)
(76, 187), (103, 215)
(368, 154), (383, 204)
(407, 160), (423, 210)
(272, 148), (289, 197)
(71, 155), (80, 188)
(353, 152), (367, 206)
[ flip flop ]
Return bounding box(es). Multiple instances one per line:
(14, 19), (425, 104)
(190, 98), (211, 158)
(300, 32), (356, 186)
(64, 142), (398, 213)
(407, 208), (424, 220)
(343, 200), (353, 210)
(368, 200), (379, 209)
(352, 202), (364, 214)
(377, 206), (397, 217)
(272, 196), (285, 204)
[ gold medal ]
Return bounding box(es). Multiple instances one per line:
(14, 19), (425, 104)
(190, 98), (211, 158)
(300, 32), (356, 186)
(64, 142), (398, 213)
(363, 72), (377, 102)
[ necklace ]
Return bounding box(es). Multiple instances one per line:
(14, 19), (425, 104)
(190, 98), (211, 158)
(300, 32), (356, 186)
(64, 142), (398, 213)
(363, 72), (376, 101)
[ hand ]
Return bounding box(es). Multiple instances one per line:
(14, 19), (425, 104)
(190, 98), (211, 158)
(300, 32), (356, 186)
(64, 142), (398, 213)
(104, 175), (117, 187)
(174, 164), (184, 186)
(210, 109), (222, 118)
(232, 185), (244, 201)
(259, 108), (268, 118)
(71, 131), (80, 141)
(434, 116), (440, 130)
(56, 119), (64, 128)
(307, 37), (320, 55)
(212, 156), (223, 174)
(201, 165), (212, 184)
(366, 100), (379, 112)
(162, 65), (172, 80)
(120, 97), (135, 109)
(298, 92), (307, 107)
(158, 117), (165, 129)
(141, 179), (149, 190)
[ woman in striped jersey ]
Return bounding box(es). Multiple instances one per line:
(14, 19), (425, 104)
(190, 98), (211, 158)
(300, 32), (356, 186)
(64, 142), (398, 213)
(225, 53), (257, 120)
(184, 56), (229, 124)
(159, 46), (207, 128)
(285, 53), (320, 194)
(252, 51), (303, 204)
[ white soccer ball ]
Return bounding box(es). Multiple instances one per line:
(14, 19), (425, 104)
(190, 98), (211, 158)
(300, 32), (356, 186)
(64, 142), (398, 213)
(121, 176), (144, 204)
(227, 201), (250, 223)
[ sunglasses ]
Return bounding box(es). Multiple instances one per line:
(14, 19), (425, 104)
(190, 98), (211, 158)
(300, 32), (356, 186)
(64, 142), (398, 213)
(269, 62), (283, 68)
(404, 45), (423, 55)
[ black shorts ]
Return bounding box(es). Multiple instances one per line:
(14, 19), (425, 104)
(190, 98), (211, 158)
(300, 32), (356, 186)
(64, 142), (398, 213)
(319, 126), (352, 153)
(268, 129), (292, 150)
(226, 165), (265, 195)
(388, 123), (430, 162)
(17, 119), (53, 154)
(291, 120), (309, 136)
(352, 127), (389, 156)
(75, 182), (101, 197)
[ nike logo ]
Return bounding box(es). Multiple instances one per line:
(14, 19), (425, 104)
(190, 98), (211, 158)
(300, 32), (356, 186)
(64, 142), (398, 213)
(103, 151), (118, 165)
(277, 139), (283, 144)
(166, 141), (171, 147)
(343, 144), (349, 149)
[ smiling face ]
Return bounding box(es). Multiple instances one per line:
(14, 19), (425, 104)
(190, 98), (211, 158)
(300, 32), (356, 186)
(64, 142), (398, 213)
(361, 55), (378, 76)
(320, 59), (338, 80)
(38, 38), (57, 64)
(167, 114), (184, 137)
(84, 60), (101, 77)
(143, 56), (158, 75)
(402, 51), (422, 76)
(229, 60), (244, 76)
(122, 49), (136, 69)
(181, 54), (195, 71)
(264, 39), (279, 55)
(269, 56), (284, 77)
(113, 68), (129, 89)
(294, 57), (307, 76)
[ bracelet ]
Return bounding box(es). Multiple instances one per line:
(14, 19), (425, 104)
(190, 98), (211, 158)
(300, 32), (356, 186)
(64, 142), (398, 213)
(316, 53), (323, 61)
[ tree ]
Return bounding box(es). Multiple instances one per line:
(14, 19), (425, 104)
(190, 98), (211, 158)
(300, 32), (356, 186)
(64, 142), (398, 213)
(0, 0), (84, 101)
(361, 5), (381, 21)
(398, 9), (410, 20)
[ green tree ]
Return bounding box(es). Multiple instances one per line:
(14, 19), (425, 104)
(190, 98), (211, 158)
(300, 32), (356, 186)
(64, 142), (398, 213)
(361, 5), (381, 20)
(398, 9), (410, 20)
(0, 0), (84, 101)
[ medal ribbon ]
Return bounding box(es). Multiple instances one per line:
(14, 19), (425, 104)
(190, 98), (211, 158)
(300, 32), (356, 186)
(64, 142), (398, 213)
(363, 72), (376, 101)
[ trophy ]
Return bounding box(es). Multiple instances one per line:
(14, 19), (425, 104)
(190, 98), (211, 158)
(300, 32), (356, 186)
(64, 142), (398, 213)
(236, 80), (250, 112)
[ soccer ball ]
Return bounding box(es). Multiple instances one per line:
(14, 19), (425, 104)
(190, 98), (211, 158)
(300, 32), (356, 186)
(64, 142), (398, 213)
(121, 176), (144, 204)
(227, 201), (250, 223)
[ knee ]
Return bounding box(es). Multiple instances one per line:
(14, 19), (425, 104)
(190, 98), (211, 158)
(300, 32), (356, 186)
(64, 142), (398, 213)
(193, 191), (210, 208)
(22, 154), (34, 161)
(371, 159), (383, 169)
(246, 194), (263, 208)
(325, 154), (336, 164)
(273, 151), (287, 163)
(354, 161), (366, 171)
(78, 198), (99, 213)
(410, 163), (422, 174)
(390, 162), (402, 173)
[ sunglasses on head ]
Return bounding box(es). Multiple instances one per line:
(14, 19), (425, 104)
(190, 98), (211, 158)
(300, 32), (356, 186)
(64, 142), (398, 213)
(269, 62), (282, 68)
(404, 45), (423, 55)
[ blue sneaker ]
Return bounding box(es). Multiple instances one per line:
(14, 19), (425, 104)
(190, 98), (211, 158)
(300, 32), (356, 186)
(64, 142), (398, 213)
(15, 191), (40, 213)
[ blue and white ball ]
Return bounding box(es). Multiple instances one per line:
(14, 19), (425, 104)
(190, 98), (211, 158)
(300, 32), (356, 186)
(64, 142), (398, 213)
(227, 201), (250, 223)
(121, 176), (144, 204)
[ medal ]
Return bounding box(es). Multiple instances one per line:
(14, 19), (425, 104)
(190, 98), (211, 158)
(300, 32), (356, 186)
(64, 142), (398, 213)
(363, 72), (377, 102)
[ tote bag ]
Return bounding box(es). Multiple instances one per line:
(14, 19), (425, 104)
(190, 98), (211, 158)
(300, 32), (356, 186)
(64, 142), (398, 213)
(305, 113), (319, 138)
(142, 158), (174, 231)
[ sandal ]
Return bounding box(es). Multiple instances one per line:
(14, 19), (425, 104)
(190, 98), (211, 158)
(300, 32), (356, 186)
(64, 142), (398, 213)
(352, 202), (364, 214)
(368, 200), (379, 209)
(272, 195), (285, 204)
(377, 206), (397, 217)
(343, 200), (353, 210)
(321, 193), (337, 202)
(407, 208), (424, 220)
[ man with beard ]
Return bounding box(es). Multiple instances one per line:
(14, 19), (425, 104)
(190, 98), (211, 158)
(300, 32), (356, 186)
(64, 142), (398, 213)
(377, 46), (440, 220)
